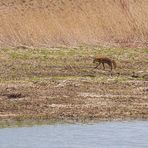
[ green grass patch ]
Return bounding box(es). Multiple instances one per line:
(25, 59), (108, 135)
(0, 46), (147, 82)
(144, 49), (148, 54)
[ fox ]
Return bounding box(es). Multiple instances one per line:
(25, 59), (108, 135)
(93, 57), (116, 71)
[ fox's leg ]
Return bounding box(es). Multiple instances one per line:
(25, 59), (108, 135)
(110, 63), (113, 71)
(107, 63), (112, 71)
(107, 63), (113, 76)
(102, 63), (105, 70)
(94, 62), (101, 69)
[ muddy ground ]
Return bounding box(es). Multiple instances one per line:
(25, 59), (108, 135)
(0, 47), (147, 127)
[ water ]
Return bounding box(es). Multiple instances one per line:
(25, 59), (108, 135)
(0, 121), (148, 148)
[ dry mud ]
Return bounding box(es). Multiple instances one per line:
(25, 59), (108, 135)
(0, 78), (148, 124)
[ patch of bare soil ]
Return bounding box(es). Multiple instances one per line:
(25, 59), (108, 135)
(0, 78), (148, 123)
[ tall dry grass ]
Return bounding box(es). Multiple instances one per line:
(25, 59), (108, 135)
(0, 0), (148, 48)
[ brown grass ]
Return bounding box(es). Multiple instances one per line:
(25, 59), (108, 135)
(0, 0), (148, 48)
(0, 47), (147, 126)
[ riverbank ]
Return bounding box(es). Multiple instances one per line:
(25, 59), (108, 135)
(0, 47), (148, 127)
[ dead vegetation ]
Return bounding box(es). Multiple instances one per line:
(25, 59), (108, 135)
(0, 47), (147, 126)
(0, 0), (148, 48)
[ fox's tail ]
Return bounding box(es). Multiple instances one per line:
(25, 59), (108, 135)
(112, 60), (117, 69)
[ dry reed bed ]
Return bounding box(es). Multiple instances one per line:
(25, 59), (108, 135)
(0, 0), (148, 48)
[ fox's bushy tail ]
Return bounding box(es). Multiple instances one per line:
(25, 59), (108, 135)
(112, 60), (117, 69)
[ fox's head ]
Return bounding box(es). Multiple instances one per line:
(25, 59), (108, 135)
(93, 58), (96, 63)
(93, 57), (100, 63)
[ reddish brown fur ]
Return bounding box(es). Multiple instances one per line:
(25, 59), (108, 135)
(93, 57), (116, 71)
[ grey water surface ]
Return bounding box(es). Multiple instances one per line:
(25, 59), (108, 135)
(0, 121), (148, 148)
